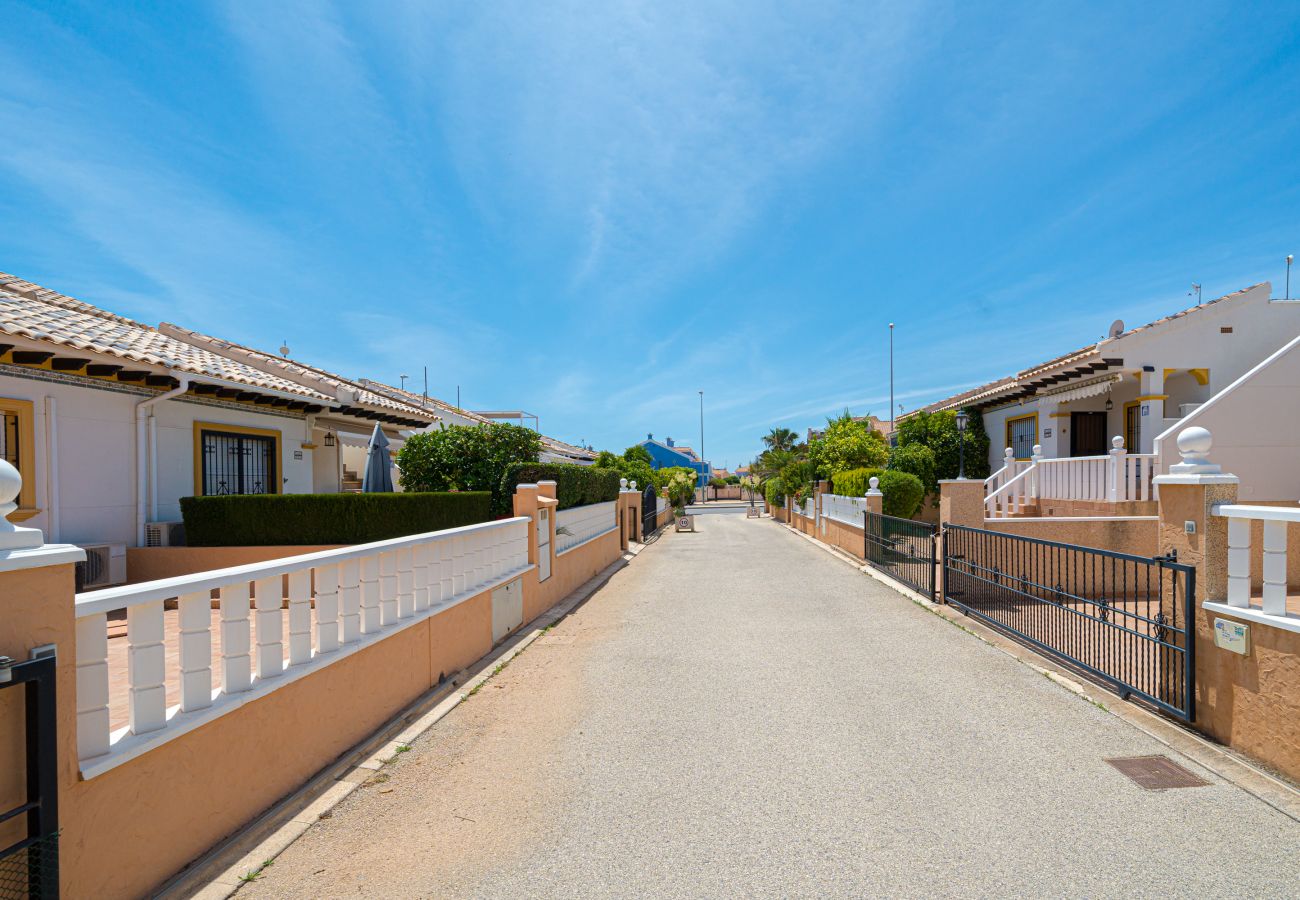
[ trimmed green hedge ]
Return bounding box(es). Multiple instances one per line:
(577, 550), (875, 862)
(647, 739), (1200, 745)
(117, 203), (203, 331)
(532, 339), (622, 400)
(831, 468), (925, 519)
(180, 492), (491, 546)
(499, 463), (622, 511)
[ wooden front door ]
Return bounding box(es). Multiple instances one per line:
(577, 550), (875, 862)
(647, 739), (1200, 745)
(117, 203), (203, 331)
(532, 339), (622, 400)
(1070, 412), (1108, 457)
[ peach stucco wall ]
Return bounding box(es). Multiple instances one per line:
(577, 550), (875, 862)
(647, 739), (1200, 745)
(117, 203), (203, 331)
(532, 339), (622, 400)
(1, 482), (634, 898)
(1158, 481), (1300, 782)
(985, 517), (1159, 557)
(0, 557), (500, 899)
(822, 516), (866, 560)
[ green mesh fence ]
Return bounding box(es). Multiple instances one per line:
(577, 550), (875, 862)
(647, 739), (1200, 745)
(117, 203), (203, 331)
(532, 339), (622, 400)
(0, 833), (58, 899)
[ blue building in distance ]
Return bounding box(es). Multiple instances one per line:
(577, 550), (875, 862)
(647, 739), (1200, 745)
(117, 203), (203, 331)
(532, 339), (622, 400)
(638, 434), (711, 487)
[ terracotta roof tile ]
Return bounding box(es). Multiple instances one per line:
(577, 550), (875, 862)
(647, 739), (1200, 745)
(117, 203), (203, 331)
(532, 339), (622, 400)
(0, 273), (331, 401)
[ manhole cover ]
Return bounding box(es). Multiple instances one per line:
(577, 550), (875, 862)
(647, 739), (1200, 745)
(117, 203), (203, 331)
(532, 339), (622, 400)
(1105, 755), (1209, 790)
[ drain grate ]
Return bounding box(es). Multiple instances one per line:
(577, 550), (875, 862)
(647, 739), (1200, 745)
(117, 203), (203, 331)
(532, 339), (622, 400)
(1106, 755), (1209, 790)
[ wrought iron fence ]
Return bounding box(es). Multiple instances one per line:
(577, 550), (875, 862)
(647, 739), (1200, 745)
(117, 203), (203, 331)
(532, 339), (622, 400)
(942, 524), (1195, 722)
(0, 654), (59, 899)
(864, 511), (936, 599)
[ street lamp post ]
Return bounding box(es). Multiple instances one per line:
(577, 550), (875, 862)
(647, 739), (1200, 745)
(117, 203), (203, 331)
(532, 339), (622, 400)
(889, 323), (895, 441)
(698, 390), (705, 497)
(1288, 254), (1294, 301)
(956, 410), (969, 480)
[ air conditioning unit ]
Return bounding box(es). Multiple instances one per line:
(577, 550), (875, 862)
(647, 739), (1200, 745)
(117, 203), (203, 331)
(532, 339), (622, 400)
(144, 520), (185, 547)
(1179, 403), (1203, 418)
(75, 543), (127, 591)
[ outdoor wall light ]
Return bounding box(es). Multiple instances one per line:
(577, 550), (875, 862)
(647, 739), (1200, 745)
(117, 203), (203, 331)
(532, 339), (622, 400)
(324, 432), (336, 447)
(955, 411), (969, 480)
(1105, 396), (1114, 411)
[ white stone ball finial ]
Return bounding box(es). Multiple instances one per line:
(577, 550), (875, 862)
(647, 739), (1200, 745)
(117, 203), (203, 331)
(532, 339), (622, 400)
(619, 477), (628, 490)
(1168, 426), (1220, 475)
(0, 458), (43, 551)
(1032, 444), (1042, 457)
(1111, 435), (1125, 450)
(0, 458), (20, 509)
(630, 480), (637, 491)
(1003, 447), (1013, 459)
(866, 476), (882, 497)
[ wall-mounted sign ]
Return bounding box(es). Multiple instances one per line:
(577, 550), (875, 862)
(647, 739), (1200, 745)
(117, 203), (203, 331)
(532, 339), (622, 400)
(1213, 617), (1250, 655)
(293, 450), (304, 460)
(1141, 404), (1150, 417)
(1043, 428), (1053, 439)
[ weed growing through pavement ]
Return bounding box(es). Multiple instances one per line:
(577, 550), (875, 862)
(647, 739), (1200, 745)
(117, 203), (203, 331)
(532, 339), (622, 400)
(238, 860), (275, 882)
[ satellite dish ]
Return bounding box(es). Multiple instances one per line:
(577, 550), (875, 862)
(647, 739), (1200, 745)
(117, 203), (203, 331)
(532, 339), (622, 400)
(280, 341), (291, 357)
(1108, 319), (1124, 339)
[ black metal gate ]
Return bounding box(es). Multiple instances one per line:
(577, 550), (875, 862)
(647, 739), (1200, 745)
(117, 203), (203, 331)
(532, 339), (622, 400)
(942, 524), (1196, 722)
(641, 484), (658, 539)
(864, 511), (936, 598)
(0, 654), (59, 899)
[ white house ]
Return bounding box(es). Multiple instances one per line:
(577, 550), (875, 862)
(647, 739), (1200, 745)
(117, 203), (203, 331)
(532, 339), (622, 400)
(159, 324), (442, 492)
(909, 283), (1300, 514)
(0, 271), (334, 548)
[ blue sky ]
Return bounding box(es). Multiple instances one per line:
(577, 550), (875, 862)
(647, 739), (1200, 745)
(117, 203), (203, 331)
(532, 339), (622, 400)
(2, 2), (1298, 469)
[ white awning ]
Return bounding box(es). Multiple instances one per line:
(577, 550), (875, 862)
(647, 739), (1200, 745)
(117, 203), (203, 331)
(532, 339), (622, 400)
(332, 429), (405, 450)
(1043, 373), (1122, 404)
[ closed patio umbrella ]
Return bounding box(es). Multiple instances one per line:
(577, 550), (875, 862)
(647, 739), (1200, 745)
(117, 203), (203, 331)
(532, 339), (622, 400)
(362, 423), (394, 493)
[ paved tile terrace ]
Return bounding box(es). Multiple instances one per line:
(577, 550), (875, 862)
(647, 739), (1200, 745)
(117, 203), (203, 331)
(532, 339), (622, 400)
(230, 513), (1299, 896)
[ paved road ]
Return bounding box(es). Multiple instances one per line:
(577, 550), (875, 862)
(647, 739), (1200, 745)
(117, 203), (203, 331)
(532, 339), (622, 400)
(243, 515), (1300, 898)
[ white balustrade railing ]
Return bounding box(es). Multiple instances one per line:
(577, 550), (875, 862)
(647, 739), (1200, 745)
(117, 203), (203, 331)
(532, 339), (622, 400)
(74, 517), (531, 775)
(985, 438), (1160, 517)
(984, 449), (1030, 496)
(1210, 504), (1300, 632)
(555, 500), (618, 554)
(803, 498), (815, 520)
(823, 493), (868, 526)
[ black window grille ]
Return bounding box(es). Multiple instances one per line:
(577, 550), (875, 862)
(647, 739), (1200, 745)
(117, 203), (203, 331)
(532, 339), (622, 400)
(200, 429), (277, 496)
(1, 410), (18, 470)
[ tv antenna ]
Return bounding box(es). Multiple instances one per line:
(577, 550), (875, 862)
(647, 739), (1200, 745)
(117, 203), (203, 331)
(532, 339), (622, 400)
(1189, 283), (1202, 305)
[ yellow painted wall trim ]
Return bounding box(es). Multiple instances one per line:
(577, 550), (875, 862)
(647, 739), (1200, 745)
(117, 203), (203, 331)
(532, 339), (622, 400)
(1134, 394), (1168, 402)
(0, 396), (37, 516)
(1163, 368), (1176, 381)
(1048, 412), (1071, 418)
(192, 420), (282, 496)
(1189, 368), (1210, 385)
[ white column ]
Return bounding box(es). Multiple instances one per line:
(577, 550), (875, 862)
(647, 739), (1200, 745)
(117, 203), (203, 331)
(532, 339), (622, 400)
(253, 576), (284, 680)
(1108, 436), (1124, 502)
(316, 563), (341, 653)
(287, 569), (312, 665)
(1226, 517), (1251, 608)
(75, 613), (111, 759)
(451, 535), (466, 597)
(1261, 520), (1288, 616)
(439, 537), (453, 603)
(220, 581), (252, 694)
(178, 591), (213, 712)
(127, 601), (167, 734)
(340, 558), (361, 643)
(396, 547), (415, 618)
(360, 555), (381, 633)
(379, 551), (398, 625)
(412, 543), (430, 613)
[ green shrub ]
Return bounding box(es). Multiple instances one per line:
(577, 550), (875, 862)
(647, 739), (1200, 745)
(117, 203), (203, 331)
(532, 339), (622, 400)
(831, 468), (925, 519)
(180, 492), (491, 547)
(887, 444), (937, 495)
(897, 409), (991, 482)
(500, 463), (622, 510)
(808, 411), (889, 478)
(763, 476), (785, 508)
(653, 466), (698, 490)
(397, 423), (544, 516)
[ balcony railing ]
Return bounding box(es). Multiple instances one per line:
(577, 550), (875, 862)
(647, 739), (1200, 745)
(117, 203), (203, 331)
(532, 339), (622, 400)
(74, 518), (531, 775)
(985, 438), (1158, 517)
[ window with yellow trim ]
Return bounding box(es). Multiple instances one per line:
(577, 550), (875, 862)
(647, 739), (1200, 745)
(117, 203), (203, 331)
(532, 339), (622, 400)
(0, 397), (38, 519)
(1006, 414), (1037, 460)
(196, 425), (280, 496)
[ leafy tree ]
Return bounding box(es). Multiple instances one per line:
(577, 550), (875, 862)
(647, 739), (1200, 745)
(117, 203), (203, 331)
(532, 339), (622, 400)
(896, 409), (991, 482)
(724, 474), (741, 485)
(664, 469), (697, 512)
(887, 444), (937, 495)
(594, 450), (621, 468)
(808, 412), (888, 479)
(762, 427), (799, 452)
(397, 423), (543, 515)
(622, 445), (654, 466)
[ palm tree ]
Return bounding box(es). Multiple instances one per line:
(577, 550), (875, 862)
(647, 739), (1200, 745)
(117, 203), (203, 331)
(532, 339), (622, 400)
(763, 426), (798, 453)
